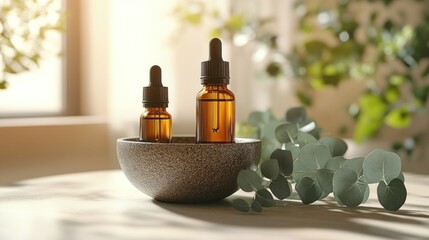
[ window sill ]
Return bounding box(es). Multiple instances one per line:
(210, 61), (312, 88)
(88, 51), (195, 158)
(0, 115), (107, 128)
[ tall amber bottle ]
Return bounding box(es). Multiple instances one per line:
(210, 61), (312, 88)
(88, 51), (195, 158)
(139, 65), (172, 143)
(196, 38), (235, 143)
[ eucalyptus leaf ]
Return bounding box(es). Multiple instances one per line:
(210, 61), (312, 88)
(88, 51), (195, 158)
(293, 143), (331, 182)
(275, 123), (298, 143)
(362, 186), (370, 204)
(333, 168), (368, 207)
(286, 106), (307, 124)
(377, 178), (407, 211)
(270, 175), (291, 200)
(319, 191), (330, 200)
(319, 137), (348, 157)
(251, 199), (263, 213)
(296, 132), (318, 147)
(343, 157), (365, 176)
(261, 159), (280, 180)
(316, 168), (334, 193)
(325, 156), (348, 171)
(285, 143), (300, 160)
(261, 137), (282, 160)
(363, 149), (401, 184)
(247, 111), (266, 127)
(262, 119), (283, 140)
(295, 177), (323, 205)
(270, 148), (293, 176)
(255, 189), (275, 207)
(232, 198), (250, 212)
(248, 110), (276, 127)
(398, 172), (405, 183)
(237, 170), (264, 192)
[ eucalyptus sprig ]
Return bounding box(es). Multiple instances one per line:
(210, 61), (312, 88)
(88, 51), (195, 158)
(233, 107), (407, 213)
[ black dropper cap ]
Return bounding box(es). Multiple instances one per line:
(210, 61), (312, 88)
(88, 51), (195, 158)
(142, 65), (169, 108)
(201, 38), (230, 84)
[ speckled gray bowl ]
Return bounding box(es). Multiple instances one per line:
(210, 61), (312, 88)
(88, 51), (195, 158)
(117, 136), (260, 203)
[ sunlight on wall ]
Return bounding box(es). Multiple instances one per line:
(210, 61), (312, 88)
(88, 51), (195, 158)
(108, 0), (228, 137)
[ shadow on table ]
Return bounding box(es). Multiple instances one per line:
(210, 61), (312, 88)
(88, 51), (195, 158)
(153, 197), (429, 239)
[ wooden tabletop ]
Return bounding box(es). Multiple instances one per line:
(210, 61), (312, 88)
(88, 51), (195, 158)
(0, 170), (428, 240)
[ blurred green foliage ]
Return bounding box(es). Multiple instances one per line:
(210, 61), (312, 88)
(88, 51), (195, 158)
(175, 0), (429, 155)
(0, 0), (65, 89)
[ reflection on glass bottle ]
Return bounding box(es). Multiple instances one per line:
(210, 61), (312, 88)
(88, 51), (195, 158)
(139, 65), (172, 143)
(196, 38), (235, 143)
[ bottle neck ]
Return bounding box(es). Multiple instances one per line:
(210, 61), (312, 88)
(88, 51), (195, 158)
(202, 84), (228, 90)
(144, 107), (167, 113)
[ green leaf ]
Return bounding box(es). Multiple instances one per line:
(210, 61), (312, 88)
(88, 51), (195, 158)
(250, 199), (263, 213)
(343, 157), (365, 176)
(232, 198), (250, 212)
(237, 170), (264, 192)
(296, 132), (318, 147)
(384, 108), (412, 128)
(353, 94), (387, 142)
(275, 123), (298, 143)
(262, 119), (283, 140)
(362, 186), (370, 204)
(319, 191), (330, 200)
(398, 172), (405, 183)
(377, 178), (407, 211)
(285, 143), (300, 160)
(286, 107), (307, 124)
(248, 110), (275, 127)
(333, 168), (368, 207)
(325, 156), (348, 171)
(296, 91), (313, 106)
(316, 168), (334, 194)
(261, 159), (280, 180)
(293, 144), (331, 182)
(363, 149), (401, 184)
(261, 137), (282, 160)
(247, 111), (265, 127)
(270, 175), (291, 200)
(270, 149), (293, 176)
(319, 137), (348, 157)
(255, 189), (275, 207)
(295, 177), (323, 205)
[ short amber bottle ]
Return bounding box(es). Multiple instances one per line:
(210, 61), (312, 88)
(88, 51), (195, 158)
(139, 65), (172, 143)
(196, 38), (235, 143)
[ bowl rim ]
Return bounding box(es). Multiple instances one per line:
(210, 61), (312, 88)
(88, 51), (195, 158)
(117, 136), (261, 145)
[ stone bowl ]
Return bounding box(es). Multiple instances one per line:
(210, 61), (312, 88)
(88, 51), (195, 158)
(117, 136), (261, 203)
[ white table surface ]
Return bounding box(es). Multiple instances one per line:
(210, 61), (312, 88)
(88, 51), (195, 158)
(0, 170), (428, 240)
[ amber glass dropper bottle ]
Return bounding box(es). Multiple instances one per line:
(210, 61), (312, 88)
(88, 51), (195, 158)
(139, 65), (172, 143)
(196, 38), (235, 143)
